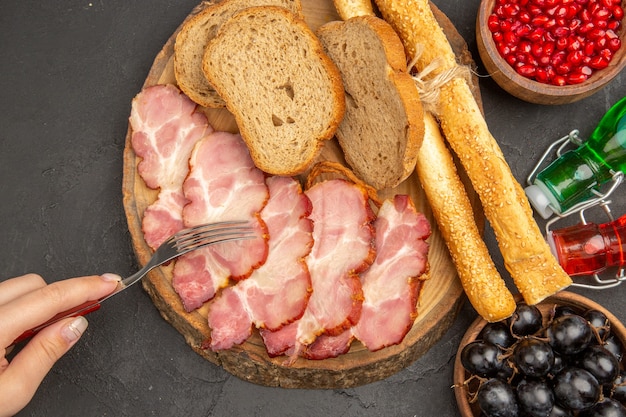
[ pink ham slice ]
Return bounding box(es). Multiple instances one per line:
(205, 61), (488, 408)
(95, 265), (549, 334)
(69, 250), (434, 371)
(303, 194), (431, 359)
(260, 179), (375, 360)
(353, 194), (430, 351)
(172, 131), (269, 312)
(129, 84), (213, 249)
(207, 176), (314, 350)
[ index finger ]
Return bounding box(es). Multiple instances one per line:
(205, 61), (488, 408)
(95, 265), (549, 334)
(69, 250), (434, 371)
(0, 274), (119, 347)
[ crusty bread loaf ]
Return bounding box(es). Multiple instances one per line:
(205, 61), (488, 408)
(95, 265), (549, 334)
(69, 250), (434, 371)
(174, 0), (303, 108)
(375, 0), (572, 305)
(317, 15), (424, 190)
(202, 6), (346, 176)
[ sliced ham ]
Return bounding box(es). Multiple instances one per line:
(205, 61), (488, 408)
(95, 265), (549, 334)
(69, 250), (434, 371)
(129, 84), (212, 249)
(352, 194), (430, 351)
(272, 194), (430, 360)
(207, 176), (314, 350)
(260, 179), (375, 360)
(172, 131), (269, 312)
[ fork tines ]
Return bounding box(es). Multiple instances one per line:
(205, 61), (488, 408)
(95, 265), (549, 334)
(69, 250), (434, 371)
(173, 220), (255, 252)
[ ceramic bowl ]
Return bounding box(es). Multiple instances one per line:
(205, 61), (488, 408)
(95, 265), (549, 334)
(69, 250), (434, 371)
(476, 0), (626, 105)
(453, 291), (626, 416)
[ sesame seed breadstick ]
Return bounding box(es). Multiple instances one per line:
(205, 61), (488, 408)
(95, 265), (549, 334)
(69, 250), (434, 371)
(374, 0), (572, 304)
(418, 113), (516, 321)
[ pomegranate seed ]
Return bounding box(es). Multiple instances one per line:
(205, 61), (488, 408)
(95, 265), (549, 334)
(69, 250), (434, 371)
(519, 10), (532, 23)
(553, 25), (571, 37)
(517, 64), (538, 76)
(581, 65), (593, 75)
(613, 6), (624, 20)
(535, 67), (550, 81)
(607, 19), (621, 31)
(532, 14), (550, 26)
(588, 27), (607, 39)
(567, 71), (589, 83)
(488, 14), (501, 32)
(608, 37), (622, 51)
(553, 75), (568, 85)
(589, 55), (610, 68)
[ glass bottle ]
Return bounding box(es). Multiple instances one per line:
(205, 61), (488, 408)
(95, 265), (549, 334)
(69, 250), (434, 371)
(525, 96), (626, 219)
(547, 213), (626, 276)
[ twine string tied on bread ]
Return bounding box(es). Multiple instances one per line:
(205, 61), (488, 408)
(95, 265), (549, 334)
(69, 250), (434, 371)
(408, 43), (472, 115)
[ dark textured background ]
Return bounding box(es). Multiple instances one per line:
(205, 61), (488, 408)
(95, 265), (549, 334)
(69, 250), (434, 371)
(1, 1), (624, 416)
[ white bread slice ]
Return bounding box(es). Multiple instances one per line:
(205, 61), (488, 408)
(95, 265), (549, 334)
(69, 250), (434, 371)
(317, 15), (424, 190)
(202, 6), (346, 176)
(174, 0), (303, 108)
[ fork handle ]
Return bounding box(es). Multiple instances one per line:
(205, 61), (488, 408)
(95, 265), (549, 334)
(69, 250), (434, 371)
(11, 300), (102, 346)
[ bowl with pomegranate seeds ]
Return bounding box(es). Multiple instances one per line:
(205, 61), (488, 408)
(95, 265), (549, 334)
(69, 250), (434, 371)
(477, 0), (626, 105)
(453, 291), (626, 417)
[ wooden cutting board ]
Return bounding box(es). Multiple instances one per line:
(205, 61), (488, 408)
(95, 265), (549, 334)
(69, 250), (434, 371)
(122, 0), (483, 388)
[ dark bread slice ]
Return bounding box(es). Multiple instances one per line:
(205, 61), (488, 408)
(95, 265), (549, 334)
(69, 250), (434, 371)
(317, 15), (424, 189)
(202, 6), (346, 176)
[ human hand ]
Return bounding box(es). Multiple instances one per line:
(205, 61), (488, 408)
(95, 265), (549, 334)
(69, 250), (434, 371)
(0, 273), (120, 417)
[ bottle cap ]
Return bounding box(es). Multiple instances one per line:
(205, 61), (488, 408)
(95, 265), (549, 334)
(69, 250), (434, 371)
(525, 184), (555, 219)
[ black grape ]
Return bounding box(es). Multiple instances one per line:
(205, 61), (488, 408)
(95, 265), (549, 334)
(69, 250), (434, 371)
(477, 378), (519, 417)
(548, 315), (593, 355)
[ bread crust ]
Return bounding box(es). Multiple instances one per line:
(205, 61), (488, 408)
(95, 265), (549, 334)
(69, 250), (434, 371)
(317, 15), (424, 189)
(202, 6), (346, 176)
(375, 0), (572, 305)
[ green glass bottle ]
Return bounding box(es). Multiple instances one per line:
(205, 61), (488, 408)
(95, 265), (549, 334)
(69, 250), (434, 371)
(526, 97), (626, 219)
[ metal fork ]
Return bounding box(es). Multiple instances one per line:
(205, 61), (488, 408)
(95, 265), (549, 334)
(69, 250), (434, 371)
(13, 220), (255, 345)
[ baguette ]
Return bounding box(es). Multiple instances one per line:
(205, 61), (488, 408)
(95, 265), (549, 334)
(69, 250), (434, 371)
(374, 0), (572, 305)
(317, 15), (424, 189)
(202, 6), (346, 176)
(174, 0), (303, 108)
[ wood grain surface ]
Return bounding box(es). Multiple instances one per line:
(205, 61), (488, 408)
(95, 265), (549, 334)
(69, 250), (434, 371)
(122, 0), (482, 388)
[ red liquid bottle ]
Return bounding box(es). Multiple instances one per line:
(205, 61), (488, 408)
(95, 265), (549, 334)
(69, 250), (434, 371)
(548, 214), (626, 276)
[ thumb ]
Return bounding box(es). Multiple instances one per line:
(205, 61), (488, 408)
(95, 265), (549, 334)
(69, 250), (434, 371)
(1, 317), (88, 411)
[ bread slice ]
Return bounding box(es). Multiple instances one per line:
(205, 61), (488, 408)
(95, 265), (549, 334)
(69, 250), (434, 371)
(317, 15), (424, 190)
(202, 6), (346, 176)
(174, 0), (303, 108)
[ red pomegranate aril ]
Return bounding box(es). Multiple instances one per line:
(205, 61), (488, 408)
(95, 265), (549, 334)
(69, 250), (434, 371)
(519, 10), (532, 23)
(556, 37), (569, 49)
(553, 25), (571, 37)
(531, 42), (544, 56)
(567, 71), (589, 83)
(553, 74), (568, 85)
(567, 36), (582, 50)
(579, 21), (596, 33)
(517, 64), (537, 77)
(535, 67), (550, 81)
(532, 14), (550, 26)
(614, 6), (624, 20)
(519, 40), (533, 53)
(608, 37), (622, 51)
(488, 14), (501, 32)
(516, 23), (534, 37)
(596, 35), (608, 49)
(600, 47), (613, 59)
(589, 55), (610, 68)
(608, 19), (621, 31)
(581, 65), (593, 75)
(589, 27), (607, 39)
(567, 50), (586, 65)
(528, 27), (546, 42)
(504, 3), (521, 17)
(584, 41), (597, 55)
(601, 0), (614, 7)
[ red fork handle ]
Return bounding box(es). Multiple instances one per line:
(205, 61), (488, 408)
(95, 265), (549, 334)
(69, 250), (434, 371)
(11, 301), (102, 346)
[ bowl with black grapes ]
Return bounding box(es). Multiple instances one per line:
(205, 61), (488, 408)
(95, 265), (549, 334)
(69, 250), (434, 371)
(454, 291), (626, 417)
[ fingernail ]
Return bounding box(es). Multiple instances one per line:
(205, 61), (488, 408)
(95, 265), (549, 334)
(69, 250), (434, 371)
(61, 316), (89, 343)
(100, 273), (122, 282)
